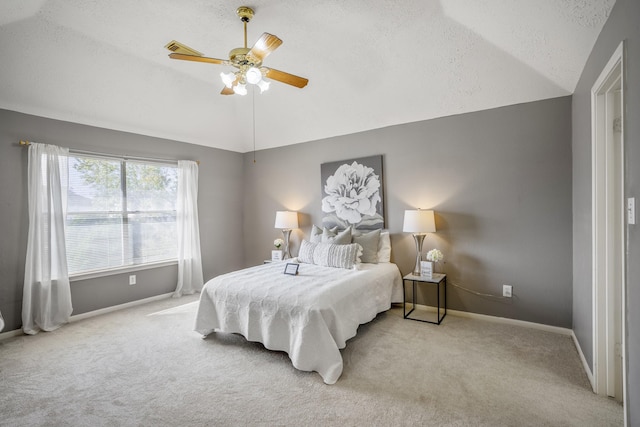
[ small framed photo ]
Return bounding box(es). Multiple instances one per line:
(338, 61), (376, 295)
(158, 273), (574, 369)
(420, 261), (433, 279)
(272, 250), (283, 261)
(284, 263), (299, 276)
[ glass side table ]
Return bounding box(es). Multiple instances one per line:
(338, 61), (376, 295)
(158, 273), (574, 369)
(403, 273), (447, 325)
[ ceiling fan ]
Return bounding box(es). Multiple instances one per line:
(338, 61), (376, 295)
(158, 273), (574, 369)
(165, 6), (309, 96)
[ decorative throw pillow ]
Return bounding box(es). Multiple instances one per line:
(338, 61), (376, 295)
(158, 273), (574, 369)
(310, 225), (337, 243)
(309, 225), (323, 243)
(313, 242), (362, 269)
(352, 229), (381, 264)
(322, 226), (352, 244)
(297, 240), (317, 264)
(377, 231), (391, 263)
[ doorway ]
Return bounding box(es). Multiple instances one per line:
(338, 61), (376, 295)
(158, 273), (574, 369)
(591, 41), (625, 409)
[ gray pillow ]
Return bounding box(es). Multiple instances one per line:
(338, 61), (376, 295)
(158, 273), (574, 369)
(310, 225), (337, 243)
(352, 229), (381, 263)
(310, 225), (323, 243)
(322, 226), (352, 244)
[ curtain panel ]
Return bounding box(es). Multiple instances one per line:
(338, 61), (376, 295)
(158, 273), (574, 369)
(174, 160), (204, 297)
(22, 143), (73, 334)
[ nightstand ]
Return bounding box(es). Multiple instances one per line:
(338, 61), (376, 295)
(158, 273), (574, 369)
(403, 273), (447, 325)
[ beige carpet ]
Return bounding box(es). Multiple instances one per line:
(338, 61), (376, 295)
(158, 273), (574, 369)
(0, 295), (622, 426)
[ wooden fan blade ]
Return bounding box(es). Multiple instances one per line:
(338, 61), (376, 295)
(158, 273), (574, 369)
(165, 40), (203, 56)
(220, 75), (241, 95)
(264, 68), (309, 88)
(246, 33), (282, 64)
(169, 53), (228, 65)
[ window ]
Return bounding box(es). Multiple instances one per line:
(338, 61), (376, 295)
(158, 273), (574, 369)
(66, 154), (178, 275)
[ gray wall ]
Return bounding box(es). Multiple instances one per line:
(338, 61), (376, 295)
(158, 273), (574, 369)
(571, 0), (640, 423)
(0, 109), (245, 332)
(243, 97), (573, 327)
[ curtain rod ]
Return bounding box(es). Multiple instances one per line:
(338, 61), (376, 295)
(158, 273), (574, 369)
(19, 140), (200, 165)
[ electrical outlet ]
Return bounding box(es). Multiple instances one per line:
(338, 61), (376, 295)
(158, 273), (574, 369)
(503, 285), (512, 298)
(129, 275), (136, 285)
(628, 198), (636, 225)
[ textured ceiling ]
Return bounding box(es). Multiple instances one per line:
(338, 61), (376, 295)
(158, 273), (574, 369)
(0, 0), (614, 153)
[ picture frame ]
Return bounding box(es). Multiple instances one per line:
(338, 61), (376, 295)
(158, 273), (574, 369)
(272, 250), (283, 261)
(320, 155), (385, 231)
(284, 263), (299, 276)
(420, 261), (433, 279)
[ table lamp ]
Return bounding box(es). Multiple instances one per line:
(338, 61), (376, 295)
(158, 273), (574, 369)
(275, 211), (299, 259)
(403, 209), (436, 276)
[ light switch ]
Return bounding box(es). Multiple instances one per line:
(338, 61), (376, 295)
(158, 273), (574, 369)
(628, 198), (636, 225)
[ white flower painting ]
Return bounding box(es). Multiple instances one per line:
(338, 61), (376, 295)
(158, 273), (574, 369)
(321, 155), (384, 230)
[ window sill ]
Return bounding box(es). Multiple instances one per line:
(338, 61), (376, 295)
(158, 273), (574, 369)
(69, 260), (179, 282)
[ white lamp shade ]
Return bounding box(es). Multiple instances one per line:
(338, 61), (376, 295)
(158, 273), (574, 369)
(403, 209), (436, 233)
(275, 211), (299, 229)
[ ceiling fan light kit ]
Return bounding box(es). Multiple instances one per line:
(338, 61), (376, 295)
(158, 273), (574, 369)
(165, 6), (308, 96)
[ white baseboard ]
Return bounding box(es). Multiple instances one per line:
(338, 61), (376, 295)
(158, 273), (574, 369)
(70, 292), (173, 322)
(408, 303), (596, 387)
(410, 303), (573, 335)
(0, 293), (174, 341)
(571, 330), (595, 391)
(0, 328), (24, 341)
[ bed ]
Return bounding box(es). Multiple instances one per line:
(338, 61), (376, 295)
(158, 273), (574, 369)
(194, 257), (403, 384)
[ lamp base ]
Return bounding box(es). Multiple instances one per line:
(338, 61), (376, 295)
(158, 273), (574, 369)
(282, 229), (292, 259)
(412, 234), (426, 276)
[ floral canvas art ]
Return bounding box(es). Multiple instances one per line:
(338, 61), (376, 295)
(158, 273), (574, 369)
(321, 155), (385, 230)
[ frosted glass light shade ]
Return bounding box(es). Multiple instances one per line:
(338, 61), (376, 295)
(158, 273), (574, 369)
(403, 210), (436, 233)
(245, 67), (262, 84)
(220, 72), (235, 88)
(275, 211), (299, 230)
(257, 79), (270, 93)
(233, 83), (247, 96)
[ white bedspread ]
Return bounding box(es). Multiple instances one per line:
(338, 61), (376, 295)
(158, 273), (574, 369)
(194, 262), (403, 384)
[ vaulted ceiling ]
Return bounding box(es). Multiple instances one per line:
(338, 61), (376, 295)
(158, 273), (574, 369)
(0, 1), (614, 153)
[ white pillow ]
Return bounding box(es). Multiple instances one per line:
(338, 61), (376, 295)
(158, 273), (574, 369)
(377, 231), (391, 263)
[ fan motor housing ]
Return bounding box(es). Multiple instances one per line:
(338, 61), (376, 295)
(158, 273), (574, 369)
(229, 47), (260, 67)
(236, 6), (254, 22)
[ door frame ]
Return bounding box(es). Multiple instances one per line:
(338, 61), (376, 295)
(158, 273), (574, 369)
(591, 40), (626, 415)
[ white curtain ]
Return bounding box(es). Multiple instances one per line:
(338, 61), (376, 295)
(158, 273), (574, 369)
(22, 143), (73, 334)
(174, 160), (204, 297)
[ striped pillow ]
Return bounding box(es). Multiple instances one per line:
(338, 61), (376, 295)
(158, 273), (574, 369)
(298, 240), (362, 269)
(313, 242), (362, 269)
(298, 240), (317, 264)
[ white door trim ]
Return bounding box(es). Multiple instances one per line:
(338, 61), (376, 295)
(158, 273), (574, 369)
(591, 40), (627, 420)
